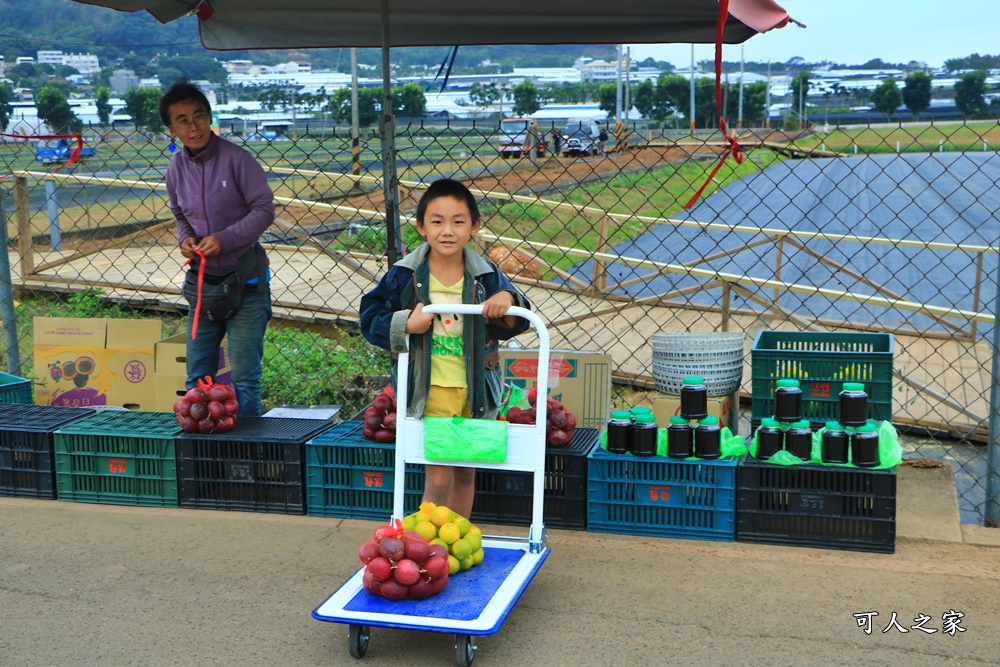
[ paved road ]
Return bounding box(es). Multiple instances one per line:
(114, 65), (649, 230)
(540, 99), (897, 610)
(1, 497), (997, 667)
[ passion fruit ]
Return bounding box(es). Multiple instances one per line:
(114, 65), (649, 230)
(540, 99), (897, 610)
(61, 360), (77, 380)
(75, 356), (96, 375)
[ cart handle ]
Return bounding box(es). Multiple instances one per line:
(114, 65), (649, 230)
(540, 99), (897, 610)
(409, 304), (546, 351)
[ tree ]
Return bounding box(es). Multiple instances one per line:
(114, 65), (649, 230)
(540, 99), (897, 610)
(632, 79), (655, 120)
(871, 78), (902, 120)
(790, 71), (810, 121)
(468, 82), (503, 114)
(511, 80), (540, 117)
(653, 73), (689, 123)
(902, 71), (932, 121)
(36, 87), (82, 134)
(954, 70), (988, 118)
(123, 87), (162, 132)
(398, 83), (427, 118)
(0, 84), (12, 132)
(96, 86), (112, 127)
(158, 55), (228, 84)
(740, 81), (769, 127)
(597, 83), (617, 118)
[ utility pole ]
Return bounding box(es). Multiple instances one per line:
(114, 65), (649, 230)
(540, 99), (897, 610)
(615, 44), (624, 123)
(689, 44), (696, 136)
(625, 47), (631, 124)
(765, 61), (771, 129)
(738, 44), (745, 128)
(351, 47), (360, 177)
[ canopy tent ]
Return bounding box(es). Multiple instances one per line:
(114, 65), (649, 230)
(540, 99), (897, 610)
(71, 0), (794, 263)
(72, 0), (792, 49)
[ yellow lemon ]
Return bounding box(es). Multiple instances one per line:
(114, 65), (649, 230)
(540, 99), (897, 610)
(450, 538), (472, 561)
(415, 520), (437, 541)
(419, 501), (437, 513)
(413, 510), (432, 523)
(400, 514), (417, 532)
(447, 555), (460, 575)
(456, 517), (472, 537)
(430, 505), (454, 527)
(438, 522), (461, 544)
(459, 555), (474, 571)
(464, 530), (482, 552)
(471, 548), (485, 565)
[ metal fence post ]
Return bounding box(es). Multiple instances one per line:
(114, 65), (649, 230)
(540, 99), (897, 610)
(45, 179), (61, 252)
(987, 267), (1000, 526)
(0, 193), (21, 376)
(13, 176), (33, 279)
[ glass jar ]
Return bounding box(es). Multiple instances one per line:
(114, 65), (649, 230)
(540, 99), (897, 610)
(606, 410), (632, 455)
(774, 378), (803, 422)
(667, 416), (694, 459)
(631, 414), (658, 457)
(839, 382), (868, 427)
(694, 416), (721, 460)
(821, 421), (849, 464)
(850, 422), (880, 468)
(785, 420), (813, 462)
(680, 376), (708, 420)
(755, 417), (784, 460)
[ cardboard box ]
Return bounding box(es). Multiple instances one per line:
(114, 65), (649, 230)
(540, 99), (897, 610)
(499, 348), (611, 429)
(653, 393), (736, 432)
(33, 317), (161, 409)
(154, 333), (231, 412)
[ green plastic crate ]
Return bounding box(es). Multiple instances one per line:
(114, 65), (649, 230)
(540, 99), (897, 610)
(306, 421), (423, 520)
(750, 331), (894, 429)
(0, 371), (32, 404)
(54, 410), (180, 507)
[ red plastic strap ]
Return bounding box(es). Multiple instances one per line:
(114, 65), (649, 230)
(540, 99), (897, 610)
(0, 131), (85, 172)
(184, 248), (206, 340)
(684, 0), (745, 210)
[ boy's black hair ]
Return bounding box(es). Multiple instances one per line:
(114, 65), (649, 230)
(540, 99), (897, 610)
(158, 79), (211, 128)
(415, 179), (481, 225)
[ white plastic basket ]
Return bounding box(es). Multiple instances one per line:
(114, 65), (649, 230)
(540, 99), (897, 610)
(651, 332), (745, 359)
(652, 360), (743, 396)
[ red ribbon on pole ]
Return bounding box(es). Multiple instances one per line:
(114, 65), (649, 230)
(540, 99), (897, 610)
(684, 0), (745, 210)
(185, 248), (207, 340)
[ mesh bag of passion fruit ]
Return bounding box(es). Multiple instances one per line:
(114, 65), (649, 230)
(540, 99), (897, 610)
(398, 502), (485, 575)
(357, 519), (450, 600)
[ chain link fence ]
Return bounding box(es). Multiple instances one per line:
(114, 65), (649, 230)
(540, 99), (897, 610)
(1, 116), (998, 524)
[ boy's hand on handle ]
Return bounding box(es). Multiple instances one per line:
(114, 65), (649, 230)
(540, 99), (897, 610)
(481, 291), (514, 320)
(406, 303), (435, 334)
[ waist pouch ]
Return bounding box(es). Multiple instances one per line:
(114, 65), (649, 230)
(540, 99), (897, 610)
(182, 244), (267, 322)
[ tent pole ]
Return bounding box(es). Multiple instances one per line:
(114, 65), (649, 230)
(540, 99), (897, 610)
(380, 0), (402, 267)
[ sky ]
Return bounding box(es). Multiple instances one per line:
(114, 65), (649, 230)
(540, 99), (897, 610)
(627, 0), (998, 69)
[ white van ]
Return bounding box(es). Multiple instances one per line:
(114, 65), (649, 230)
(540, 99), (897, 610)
(560, 119), (600, 157)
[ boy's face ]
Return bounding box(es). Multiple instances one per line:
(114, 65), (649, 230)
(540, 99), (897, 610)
(417, 195), (480, 260)
(167, 99), (212, 155)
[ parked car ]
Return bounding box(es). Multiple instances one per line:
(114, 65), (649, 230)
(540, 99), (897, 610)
(560, 119), (601, 157)
(498, 117), (546, 158)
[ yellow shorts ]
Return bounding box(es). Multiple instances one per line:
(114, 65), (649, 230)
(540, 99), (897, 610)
(424, 385), (471, 418)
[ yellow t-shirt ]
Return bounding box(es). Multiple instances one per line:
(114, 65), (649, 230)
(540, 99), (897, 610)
(428, 274), (466, 388)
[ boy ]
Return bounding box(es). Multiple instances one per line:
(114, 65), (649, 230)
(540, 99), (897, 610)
(160, 80), (274, 416)
(360, 179), (531, 519)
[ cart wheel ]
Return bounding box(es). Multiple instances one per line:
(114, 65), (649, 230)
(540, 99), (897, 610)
(348, 624), (369, 659)
(454, 634), (476, 667)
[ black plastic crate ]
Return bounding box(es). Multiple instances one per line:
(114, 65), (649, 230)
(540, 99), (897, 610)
(736, 454), (896, 553)
(0, 405), (94, 499)
(306, 421), (424, 520)
(177, 416), (334, 515)
(470, 428), (600, 531)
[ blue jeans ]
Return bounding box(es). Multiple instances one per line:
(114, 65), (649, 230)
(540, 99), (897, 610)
(186, 289), (271, 416)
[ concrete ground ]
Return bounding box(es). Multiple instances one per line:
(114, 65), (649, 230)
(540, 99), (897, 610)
(1, 461), (998, 667)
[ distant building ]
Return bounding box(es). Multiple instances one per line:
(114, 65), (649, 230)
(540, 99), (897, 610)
(110, 69), (139, 94)
(15, 57), (35, 66)
(37, 50), (64, 66)
(139, 77), (162, 89)
(578, 59), (626, 83)
(62, 53), (101, 75)
(0, 55), (5, 77)
(223, 59), (254, 75)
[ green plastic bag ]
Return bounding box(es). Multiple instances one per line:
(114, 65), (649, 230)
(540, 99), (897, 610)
(424, 416), (508, 464)
(748, 420), (902, 469)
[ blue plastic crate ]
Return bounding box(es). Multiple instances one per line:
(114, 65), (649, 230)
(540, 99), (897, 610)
(306, 421), (423, 520)
(587, 447), (737, 541)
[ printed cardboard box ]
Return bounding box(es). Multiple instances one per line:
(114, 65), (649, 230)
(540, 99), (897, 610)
(33, 317), (161, 409)
(499, 348), (611, 429)
(653, 393), (737, 433)
(154, 333), (231, 412)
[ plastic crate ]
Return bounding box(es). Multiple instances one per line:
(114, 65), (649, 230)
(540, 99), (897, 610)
(736, 454), (896, 553)
(54, 411), (181, 507)
(750, 331), (894, 429)
(306, 420), (424, 520)
(470, 427), (599, 531)
(177, 416), (334, 515)
(586, 447), (737, 541)
(0, 404), (94, 499)
(0, 371), (32, 404)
